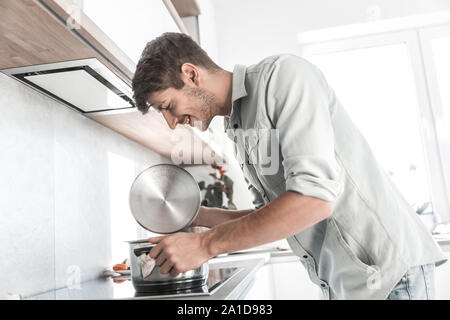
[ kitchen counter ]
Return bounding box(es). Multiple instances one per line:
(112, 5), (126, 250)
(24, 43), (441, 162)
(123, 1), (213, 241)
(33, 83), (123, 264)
(433, 233), (450, 252)
(26, 255), (268, 300)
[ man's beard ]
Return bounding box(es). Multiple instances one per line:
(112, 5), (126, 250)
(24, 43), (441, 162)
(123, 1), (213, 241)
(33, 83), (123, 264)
(183, 86), (217, 131)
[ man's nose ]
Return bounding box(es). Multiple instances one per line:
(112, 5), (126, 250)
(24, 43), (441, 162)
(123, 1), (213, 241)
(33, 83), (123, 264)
(161, 110), (179, 130)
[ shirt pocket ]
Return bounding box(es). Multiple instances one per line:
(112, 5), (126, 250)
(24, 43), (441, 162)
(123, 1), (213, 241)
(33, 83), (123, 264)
(327, 218), (374, 271)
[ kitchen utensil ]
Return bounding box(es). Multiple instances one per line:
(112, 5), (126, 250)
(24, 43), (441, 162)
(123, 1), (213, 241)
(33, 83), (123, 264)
(114, 270), (131, 275)
(129, 164), (201, 234)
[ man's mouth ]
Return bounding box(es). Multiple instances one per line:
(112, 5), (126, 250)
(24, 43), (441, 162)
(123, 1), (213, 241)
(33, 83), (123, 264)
(183, 115), (192, 126)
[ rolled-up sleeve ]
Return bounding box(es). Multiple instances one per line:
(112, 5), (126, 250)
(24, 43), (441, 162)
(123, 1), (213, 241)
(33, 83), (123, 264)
(265, 55), (342, 202)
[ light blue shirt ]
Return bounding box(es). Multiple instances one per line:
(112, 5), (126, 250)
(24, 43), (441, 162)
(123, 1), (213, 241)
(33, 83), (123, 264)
(224, 54), (447, 299)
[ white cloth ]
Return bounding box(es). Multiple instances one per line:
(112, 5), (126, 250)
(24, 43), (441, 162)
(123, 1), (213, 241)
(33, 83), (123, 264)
(138, 253), (156, 279)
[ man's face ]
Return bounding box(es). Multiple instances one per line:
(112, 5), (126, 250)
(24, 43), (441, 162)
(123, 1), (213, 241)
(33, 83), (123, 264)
(147, 84), (219, 132)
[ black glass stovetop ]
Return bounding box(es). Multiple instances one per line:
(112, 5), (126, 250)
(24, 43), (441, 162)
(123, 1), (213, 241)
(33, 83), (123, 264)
(133, 267), (241, 299)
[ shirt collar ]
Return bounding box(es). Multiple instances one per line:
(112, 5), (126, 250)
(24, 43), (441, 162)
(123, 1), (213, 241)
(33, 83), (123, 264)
(231, 64), (248, 103)
(227, 64), (248, 121)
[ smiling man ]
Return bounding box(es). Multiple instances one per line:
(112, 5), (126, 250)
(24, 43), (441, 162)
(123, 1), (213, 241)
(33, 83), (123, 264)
(131, 32), (446, 300)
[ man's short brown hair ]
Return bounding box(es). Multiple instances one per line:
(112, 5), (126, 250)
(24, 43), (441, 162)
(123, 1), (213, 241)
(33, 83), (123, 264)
(132, 32), (220, 114)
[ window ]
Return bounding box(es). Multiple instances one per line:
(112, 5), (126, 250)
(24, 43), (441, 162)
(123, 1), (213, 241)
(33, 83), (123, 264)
(300, 22), (450, 226)
(432, 36), (450, 126)
(420, 26), (450, 225)
(307, 43), (431, 213)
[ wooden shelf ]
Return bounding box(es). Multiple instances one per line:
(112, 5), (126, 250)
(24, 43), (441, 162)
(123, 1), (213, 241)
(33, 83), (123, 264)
(0, 0), (226, 165)
(170, 0), (201, 18)
(89, 109), (226, 165)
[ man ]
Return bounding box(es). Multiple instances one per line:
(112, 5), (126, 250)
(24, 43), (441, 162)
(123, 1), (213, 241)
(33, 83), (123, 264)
(131, 32), (446, 300)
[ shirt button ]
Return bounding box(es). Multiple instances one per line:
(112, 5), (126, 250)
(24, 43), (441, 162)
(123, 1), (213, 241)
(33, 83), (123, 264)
(233, 123), (239, 129)
(302, 255), (308, 259)
(320, 283), (327, 288)
(401, 276), (407, 283)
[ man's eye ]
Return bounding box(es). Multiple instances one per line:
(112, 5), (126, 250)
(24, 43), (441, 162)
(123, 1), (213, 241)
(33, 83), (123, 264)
(156, 105), (172, 113)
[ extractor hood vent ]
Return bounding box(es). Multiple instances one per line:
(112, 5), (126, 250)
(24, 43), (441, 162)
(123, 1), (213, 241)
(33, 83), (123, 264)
(2, 59), (135, 115)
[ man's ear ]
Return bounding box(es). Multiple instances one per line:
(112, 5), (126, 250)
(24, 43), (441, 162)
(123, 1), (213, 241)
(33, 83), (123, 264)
(180, 63), (200, 86)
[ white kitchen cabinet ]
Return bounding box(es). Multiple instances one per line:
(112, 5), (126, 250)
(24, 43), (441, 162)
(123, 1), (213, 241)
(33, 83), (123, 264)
(243, 260), (321, 300)
(83, 0), (180, 64)
(435, 252), (450, 299)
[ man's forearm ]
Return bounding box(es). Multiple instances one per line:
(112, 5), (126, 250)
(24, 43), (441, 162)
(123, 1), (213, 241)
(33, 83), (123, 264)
(202, 191), (332, 256)
(195, 206), (254, 228)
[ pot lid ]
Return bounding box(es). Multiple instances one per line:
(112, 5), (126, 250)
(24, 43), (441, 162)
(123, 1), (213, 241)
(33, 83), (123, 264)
(129, 164), (201, 234)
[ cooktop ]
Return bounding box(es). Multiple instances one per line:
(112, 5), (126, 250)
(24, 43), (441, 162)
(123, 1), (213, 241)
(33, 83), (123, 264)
(132, 267), (241, 299)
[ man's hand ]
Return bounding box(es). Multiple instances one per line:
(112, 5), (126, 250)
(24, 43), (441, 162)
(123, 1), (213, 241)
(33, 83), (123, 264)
(148, 232), (213, 278)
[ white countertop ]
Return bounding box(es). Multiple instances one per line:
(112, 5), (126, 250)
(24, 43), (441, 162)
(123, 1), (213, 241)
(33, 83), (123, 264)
(26, 253), (270, 300)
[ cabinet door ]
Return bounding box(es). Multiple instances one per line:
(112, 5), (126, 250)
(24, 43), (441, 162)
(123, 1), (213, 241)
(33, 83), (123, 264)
(435, 252), (450, 299)
(243, 262), (321, 300)
(82, 0), (180, 63)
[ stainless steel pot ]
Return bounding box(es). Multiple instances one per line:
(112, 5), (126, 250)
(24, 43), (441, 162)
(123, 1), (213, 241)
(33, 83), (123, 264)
(128, 164), (207, 293)
(127, 239), (209, 293)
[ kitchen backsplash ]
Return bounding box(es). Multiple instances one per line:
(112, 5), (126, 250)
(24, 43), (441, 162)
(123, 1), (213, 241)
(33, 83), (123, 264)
(0, 72), (169, 298)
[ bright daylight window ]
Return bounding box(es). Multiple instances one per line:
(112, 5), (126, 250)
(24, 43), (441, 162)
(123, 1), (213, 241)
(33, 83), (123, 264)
(426, 33), (450, 231)
(432, 35), (450, 134)
(307, 44), (434, 217)
(299, 20), (450, 229)
(431, 35), (450, 176)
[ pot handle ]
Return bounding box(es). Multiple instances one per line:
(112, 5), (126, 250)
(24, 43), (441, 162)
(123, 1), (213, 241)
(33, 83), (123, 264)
(133, 246), (154, 257)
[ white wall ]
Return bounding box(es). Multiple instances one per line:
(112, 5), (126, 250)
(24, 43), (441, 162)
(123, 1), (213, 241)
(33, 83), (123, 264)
(196, 0), (255, 211)
(198, 0), (220, 63)
(210, 0), (450, 69)
(0, 73), (169, 298)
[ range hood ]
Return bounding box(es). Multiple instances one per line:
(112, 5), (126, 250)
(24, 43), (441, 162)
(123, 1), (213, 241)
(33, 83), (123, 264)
(1, 58), (135, 115)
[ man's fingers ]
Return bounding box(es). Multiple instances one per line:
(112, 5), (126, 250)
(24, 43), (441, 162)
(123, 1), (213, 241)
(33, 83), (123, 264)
(148, 235), (166, 244)
(149, 244), (163, 259)
(159, 260), (174, 274)
(154, 251), (167, 267)
(146, 233), (184, 276)
(169, 267), (181, 278)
